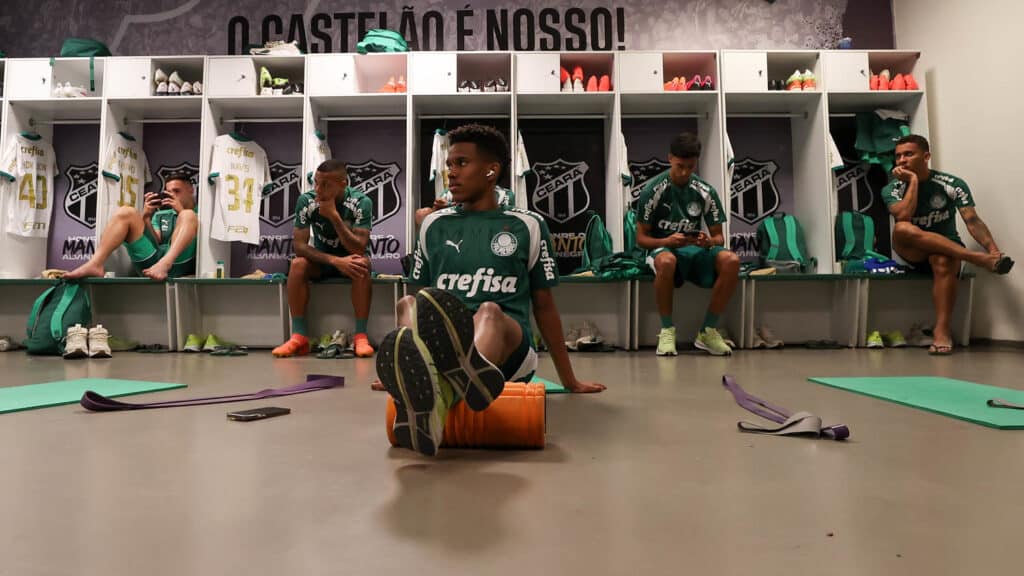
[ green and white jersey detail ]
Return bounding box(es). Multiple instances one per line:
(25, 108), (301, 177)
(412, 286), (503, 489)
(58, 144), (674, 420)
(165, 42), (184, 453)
(430, 130), (449, 199)
(516, 130), (531, 207)
(439, 185), (515, 209)
(101, 132), (151, 221)
(882, 170), (974, 241)
(0, 133), (58, 238)
(305, 130), (331, 185)
(294, 188), (373, 257)
(637, 170), (726, 237)
(152, 209), (180, 246)
(410, 206), (559, 337)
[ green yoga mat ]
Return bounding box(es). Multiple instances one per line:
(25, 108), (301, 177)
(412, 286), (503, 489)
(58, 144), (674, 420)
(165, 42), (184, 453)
(808, 376), (1024, 429)
(531, 376), (567, 394)
(0, 378), (186, 414)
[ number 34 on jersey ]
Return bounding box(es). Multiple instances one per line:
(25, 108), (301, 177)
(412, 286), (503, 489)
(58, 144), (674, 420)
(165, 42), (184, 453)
(209, 134), (272, 245)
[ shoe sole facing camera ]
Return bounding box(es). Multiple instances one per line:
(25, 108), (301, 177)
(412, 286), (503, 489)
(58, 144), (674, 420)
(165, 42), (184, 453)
(376, 327), (443, 456)
(414, 288), (505, 411)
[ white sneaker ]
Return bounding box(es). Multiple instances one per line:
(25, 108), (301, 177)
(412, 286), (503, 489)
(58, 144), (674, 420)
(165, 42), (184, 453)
(154, 68), (168, 86)
(250, 40), (302, 56)
(572, 78), (584, 93)
(168, 81), (181, 96)
(564, 326), (580, 351)
(156, 81), (169, 96)
(192, 81), (203, 95)
(180, 81), (193, 96)
(577, 320), (603, 346)
(758, 325), (784, 349)
(63, 324), (89, 359)
(750, 330), (767, 349)
(562, 78), (572, 92)
(88, 325), (112, 358)
(168, 70), (184, 87)
(906, 323), (934, 348)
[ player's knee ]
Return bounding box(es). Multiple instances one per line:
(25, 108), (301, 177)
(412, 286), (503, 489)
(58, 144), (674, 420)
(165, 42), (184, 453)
(396, 295), (416, 314)
(114, 205), (137, 220)
(289, 257), (311, 277)
(929, 254), (955, 275)
(476, 301), (504, 320)
(719, 250), (741, 271)
(893, 221), (918, 241)
(653, 252), (676, 275)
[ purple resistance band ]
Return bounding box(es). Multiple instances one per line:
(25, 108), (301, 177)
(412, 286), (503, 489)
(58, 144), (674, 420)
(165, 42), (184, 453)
(722, 375), (850, 440)
(80, 374), (344, 411)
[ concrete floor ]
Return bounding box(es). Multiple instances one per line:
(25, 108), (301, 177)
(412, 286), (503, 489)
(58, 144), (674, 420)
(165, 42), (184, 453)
(2, 346), (1024, 576)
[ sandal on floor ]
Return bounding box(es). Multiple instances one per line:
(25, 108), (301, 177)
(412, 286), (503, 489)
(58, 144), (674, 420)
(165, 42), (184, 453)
(338, 345), (357, 359)
(210, 345), (248, 356)
(928, 343), (954, 356)
(316, 343), (343, 359)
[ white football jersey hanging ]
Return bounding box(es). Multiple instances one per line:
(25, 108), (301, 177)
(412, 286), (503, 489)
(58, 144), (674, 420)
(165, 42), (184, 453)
(209, 133), (271, 245)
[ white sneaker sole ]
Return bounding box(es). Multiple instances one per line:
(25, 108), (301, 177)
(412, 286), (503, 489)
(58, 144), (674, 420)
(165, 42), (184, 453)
(656, 349), (678, 356)
(89, 349), (112, 358)
(694, 339), (732, 356)
(63, 346), (88, 359)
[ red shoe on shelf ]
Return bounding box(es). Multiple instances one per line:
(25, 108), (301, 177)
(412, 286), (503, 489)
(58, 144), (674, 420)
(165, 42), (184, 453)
(672, 76), (684, 91)
(878, 74), (890, 91)
(586, 75), (598, 92)
(664, 80), (675, 91)
(870, 74), (880, 90)
(891, 73), (907, 90)
(684, 75), (700, 91)
(395, 75), (407, 93)
(561, 67), (572, 92)
(572, 66), (584, 82)
(560, 67), (569, 84)
(702, 75), (715, 90)
(904, 73), (920, 90)
(598, 74), (611, 91)
(379, 76), (397, 93)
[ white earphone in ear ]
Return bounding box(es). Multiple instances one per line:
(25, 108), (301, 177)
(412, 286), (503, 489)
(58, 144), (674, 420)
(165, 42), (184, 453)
(487, 170), (495, 177)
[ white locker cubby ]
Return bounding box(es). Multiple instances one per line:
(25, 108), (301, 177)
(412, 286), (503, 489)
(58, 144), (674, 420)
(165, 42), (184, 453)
(5, 59), (54, 98)
(516, 53), (561, 93)
(722, 51), (767, 91)
(823, 51), (870, 92)
(105, 58), (151, 98)
(207, 57), (257, 97)
(410, 53), (457, 94)
(618, 52), (663, 92)
(306, 54), (356, 96)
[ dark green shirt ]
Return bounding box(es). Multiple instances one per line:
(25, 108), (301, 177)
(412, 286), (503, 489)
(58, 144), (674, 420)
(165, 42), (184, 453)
(294, 188), (373, 256)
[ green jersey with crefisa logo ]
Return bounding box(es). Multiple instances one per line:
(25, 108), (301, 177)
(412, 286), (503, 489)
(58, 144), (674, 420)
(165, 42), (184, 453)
(409, 206), (559, 338)
(637, 171), (726, 238)
(293, 187), (373, 256)
(881, 170), (974, 242)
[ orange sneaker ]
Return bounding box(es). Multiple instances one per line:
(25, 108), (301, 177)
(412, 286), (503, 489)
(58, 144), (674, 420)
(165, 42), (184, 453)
(585, 75), (598, 92)
(598, 74), (611, 91)
(273, 334), (310, 357)
(891, 73), (907, 90)
(353, 333), (374, 357)
(904, 73), (919, 90)
(379, 76), (397, 93)
(395, 75), (407, 92)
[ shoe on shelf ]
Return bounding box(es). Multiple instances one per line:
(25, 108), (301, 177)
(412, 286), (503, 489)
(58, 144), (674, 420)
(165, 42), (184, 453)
(272, 77), (288, 95)
(884, 330), (908, 348)
(572, 66), (584, 82)
(695, 327), (732, 356)
(800, 69), (816, 90)
(88, 325), (112, 358)
(183, 333), (204, 352)
(878, 69), (891, 90)
(891, 73), (907, 90)
(572, 77), (584, 93)
(272, 333), (310, 357)
(494, 77), (508, 92)
(586, 75), (598, 92)
(599, 74), (611, 91)
(380, 76), (398, 93)
(656, 327), (677, 356)
(757, 325), (784, 349)
(685, 75), (701, 91)
(192, 81), (203, 95)
(313, 332), (334, 353)
(866, 330), (885, 348)
(154, 68), (168, 86)
(562, 76), (573, 92)
(560, 66), (569, 84)
(564, 326), (581, 351)
(870, 74), (880, 90)
(259, 66), (274, 94)
(353, 333), (375, 357)
(155, 81), (169, 96)
(458, 79), (474, 93)
(63, 324), (89, 359)
(786, 69), (803, 91)
(904, 73), (919, 90)
(249, 40), (303, 56)
(701, 75), (714, 90)
(168, 70), (184, 88)
(180, 81), (193, 96)
(750, 266), (777, 276)
(167, 82), (181, 96)
(577, 320), (603, 346)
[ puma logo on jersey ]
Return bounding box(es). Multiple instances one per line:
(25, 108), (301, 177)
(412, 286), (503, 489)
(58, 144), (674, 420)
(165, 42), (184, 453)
(658, 220), (698, 233)
(436, 268), (518, 298)
(913, 210), (951, 229)
(445, 239), (463, 253)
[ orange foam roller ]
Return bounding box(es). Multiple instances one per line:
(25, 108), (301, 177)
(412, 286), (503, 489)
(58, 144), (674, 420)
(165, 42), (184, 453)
(385, 382), (546, 449)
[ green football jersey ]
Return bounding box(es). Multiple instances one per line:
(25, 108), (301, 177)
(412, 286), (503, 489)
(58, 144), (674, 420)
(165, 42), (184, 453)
(409, 206), (559, 338)
(881, 170), (973, 242)
(294, 187), (373, 256)
(636, 171), (726, 238)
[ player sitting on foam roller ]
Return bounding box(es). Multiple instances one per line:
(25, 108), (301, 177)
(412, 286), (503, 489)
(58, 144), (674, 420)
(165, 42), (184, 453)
(636, 132), (741, 357)
(883, 134), (1014, 356)
(64, 172), (197, 281)
(273, 159), (375, 358)
(375, 124), (605, 457)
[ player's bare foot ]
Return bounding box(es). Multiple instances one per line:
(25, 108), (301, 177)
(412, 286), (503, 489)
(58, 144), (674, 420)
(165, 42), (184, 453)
(142, 261), (172, 281)
(63, 261), (105, 280)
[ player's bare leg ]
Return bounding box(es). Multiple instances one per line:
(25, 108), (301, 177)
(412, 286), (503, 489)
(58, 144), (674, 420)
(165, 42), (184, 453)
(143, 209), (198, 281)
(65, 206), (145, 279)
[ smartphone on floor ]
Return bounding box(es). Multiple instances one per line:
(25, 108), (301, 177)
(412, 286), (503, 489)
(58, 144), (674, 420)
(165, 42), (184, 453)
(227, 406), (291, 422)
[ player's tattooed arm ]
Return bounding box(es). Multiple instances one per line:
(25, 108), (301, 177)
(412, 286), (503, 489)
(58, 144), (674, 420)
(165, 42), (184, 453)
(292, 227), (335, 266)
(323, 211), (369, 256)
(960, 206), (1000, 254)
(889, 168), (919, 222)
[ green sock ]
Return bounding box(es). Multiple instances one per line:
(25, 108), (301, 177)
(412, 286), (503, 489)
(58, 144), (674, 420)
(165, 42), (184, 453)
(660, 315), (674, 329)
(355, 318), (368, 334)
(702, 311), (720, 331)
(291, 316), (308, 336)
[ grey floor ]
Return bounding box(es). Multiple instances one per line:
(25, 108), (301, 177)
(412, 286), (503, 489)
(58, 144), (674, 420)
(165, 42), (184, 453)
(2, 346), (1024, 576)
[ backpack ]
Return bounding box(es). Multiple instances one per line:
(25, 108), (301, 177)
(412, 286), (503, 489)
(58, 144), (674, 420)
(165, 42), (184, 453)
(59, 38), (111, 57)
(834, 211), (876, 261)
(575, 211), (614, 274)
(356, 30), (409, 54)
(756, 213), (813, 273)
(25, 282), (92, 355)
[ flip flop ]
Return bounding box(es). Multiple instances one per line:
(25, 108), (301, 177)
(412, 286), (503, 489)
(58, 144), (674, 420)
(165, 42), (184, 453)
(338, 345), (357, 359)
(995, 255), (1015, 275)
(210, 345), (249, 356)
(928, 343), (954, 356)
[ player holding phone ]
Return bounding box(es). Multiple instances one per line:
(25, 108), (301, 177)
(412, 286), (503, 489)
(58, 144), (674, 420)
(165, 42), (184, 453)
(635, 132), (741, 356)
(65, 172), (198, 281)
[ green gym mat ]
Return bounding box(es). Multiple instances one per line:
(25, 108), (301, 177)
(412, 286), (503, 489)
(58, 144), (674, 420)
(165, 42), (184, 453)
(0, 378), (186, 414)
(531, 376), (567, 394)
(808, 376), (1024, 429)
